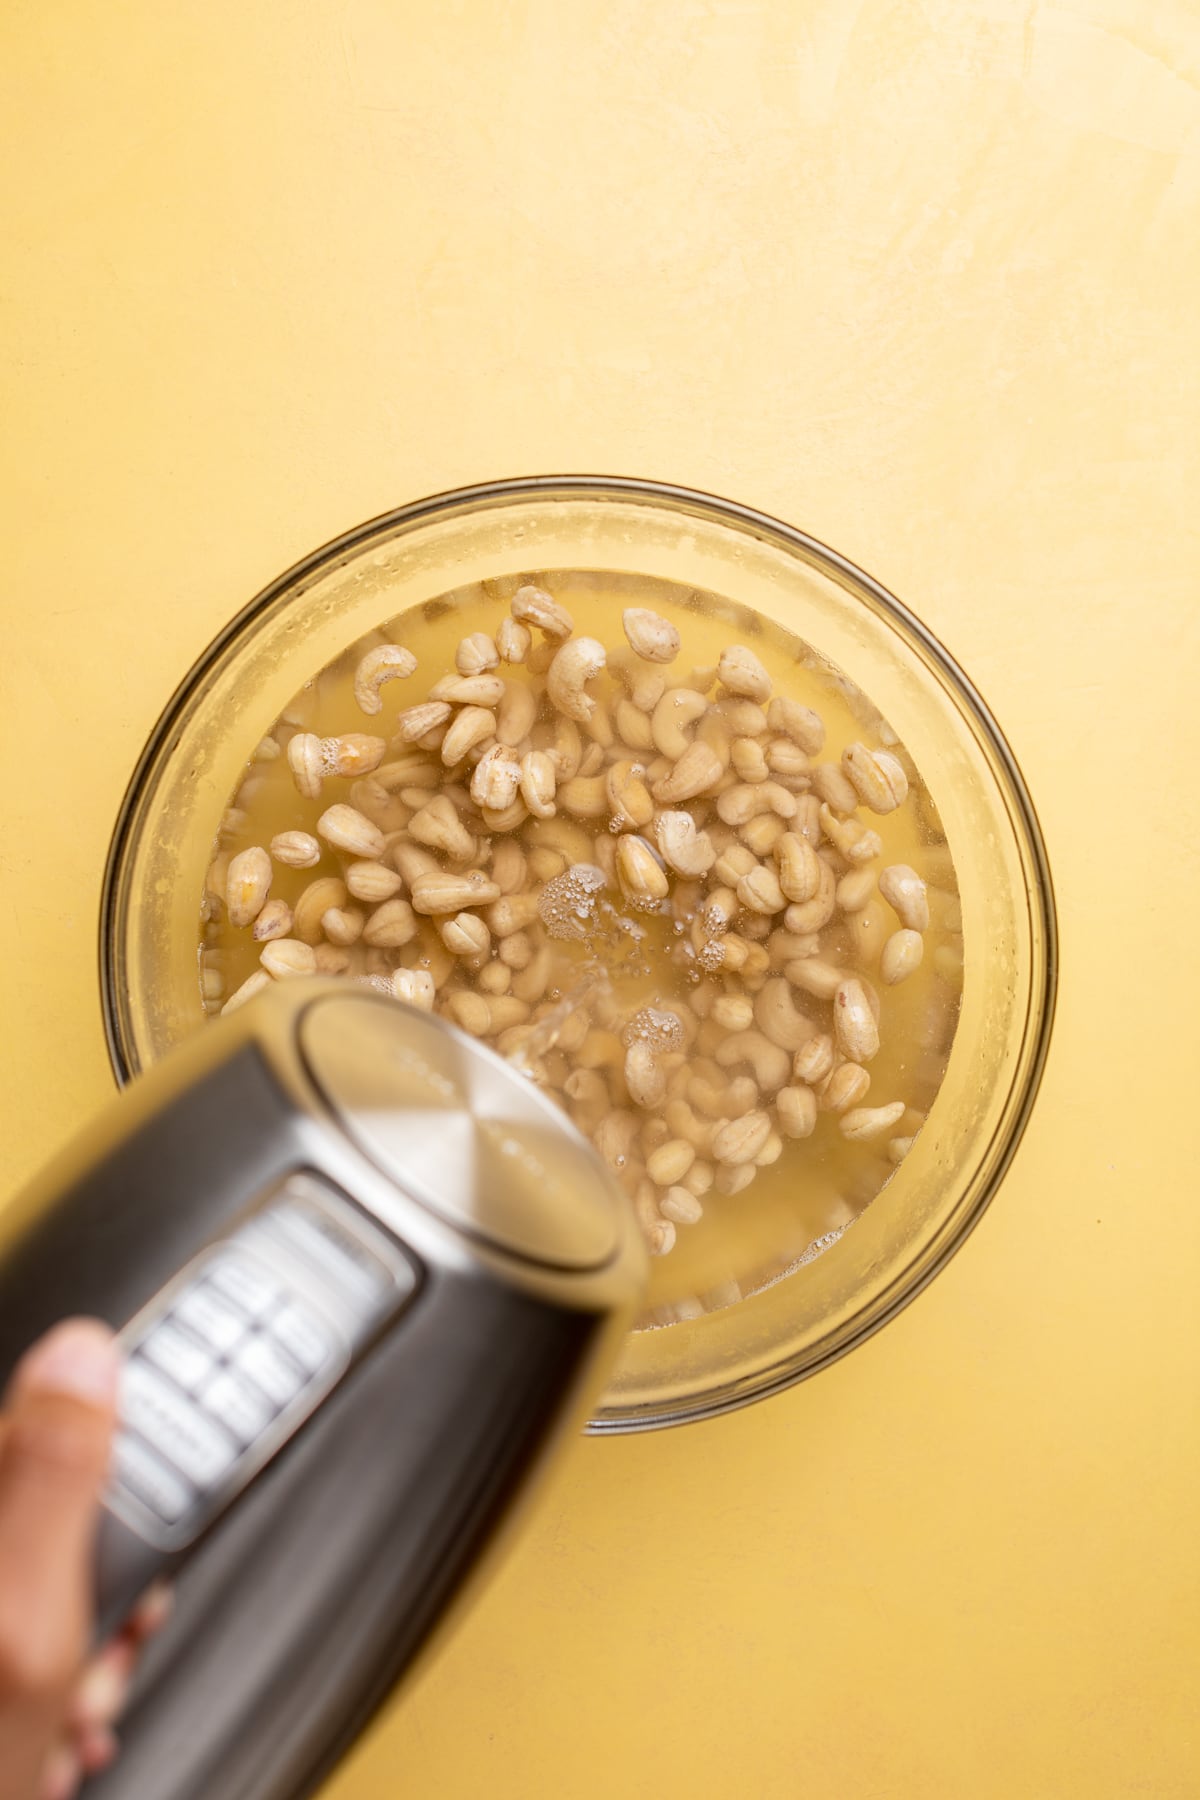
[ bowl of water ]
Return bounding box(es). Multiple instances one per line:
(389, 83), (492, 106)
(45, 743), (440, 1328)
(101, 477), (1056, 1429)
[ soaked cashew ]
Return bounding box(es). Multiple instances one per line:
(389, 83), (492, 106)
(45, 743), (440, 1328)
(391, 969), (437, 1010)
(834, 977), (880, 1063)
(408, 795), (476, 860)
(495, 617), (531, 664)
(775, 832), (822, 904)
(545, 636), (606, 723)
(441, 705), (497, 767)
(793, 1033), (835, 1085)
(221, 969), (272, 1015)
(259, 938), (317, 979)
(455, 632), (499, 676)
(317, 804), (385, 859)
(271, 830), (321, 870)
(252, 899), (294, 942)
(354, 644), (417, 715)
(712, 1110), (772, 1166)
(840, 1101), (907, 1142)
(767, 697), (826, 754)
(495, 680), (538, 747)
(654, 810), (716, 877)
(615, 834), (670, 907)
(511, 584), (574, 640)
(881, 928), (925, 985)
(717, 645), (771, 703)
(346, 861), (405, 903)
(878, 864), (930, 931)
(411, 871), (502, 915)
(471, 744), (522, 811)
(395, 700), (452, 744)
(623, 608), (680, 663)
(519, 750), (557, 819)
(715, 1030), (791, 1092)
(651, 740), (724, 804)
(287, 733), (325, 800)
(821, 1061), (871, 1113)
(430, 673), (507, 706)
(362, 898), (418, 947)
(226, 847), (273, 929)
(652, 688), (709, 760)
(753, 978), (814, 1051)
(843, 743), (909, 813)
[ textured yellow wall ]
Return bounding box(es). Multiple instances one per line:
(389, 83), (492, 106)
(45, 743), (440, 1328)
(2, 3), (1197, 1795)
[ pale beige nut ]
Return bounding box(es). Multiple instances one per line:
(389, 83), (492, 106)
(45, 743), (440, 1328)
(711, 994), (754, 1032)
(833, 977), (880, 1063)
(429, 672), (507, 707)
(793, 1031), (835, 1085)
(715, 1163), (757, 1196)
(221, 969), (272, 1015)
(313, 944), (350, 974)
(887, 1135), (915, 1165)
(253, 735), (281, 763)
(714, 1030), (791, 1092)
(478, 959), (511, 996)
(511, 584), (574, 640)
(605, 760), (654, 830)
(647, 1139), (696, 1188)
(226, 847), (273, 929)
(624, 1039), (667, 1108)
(775, 831), (822, 904)
(755, 1130), (784, 1167)
(544, 636), (606, 724)
(810, 763), (859, 814)
(651, 687), (709, 759)
(519, 749), (557, 819)
(651, 740), (724, 804)
(737, 863), (786, 917)
(766, 696), (825, 754)
(287, 732), (325, 799)
(481, 797), (529, 833)
(440, 705), (497, 767)
(842, 743), (909, 813)
(375, 755), (439, 793)
(881, 928), (925, 985)
(354, 644), (417, 716)
(646, 1217), (678, 1256)
(495, 680), (538, 747)
(487, 996), (530, 1034)
(545, 716), (583, 781)
(316, 804), (385, 859)
(819, 805), (883, 865)
(490, 840), (528, 896)
(712, 1110), (772, 1166)
(660, 1186), (703, 1225)
(629, 667), (668, 711)
(622, 607), (681, 664)
(765, 736), (810, 781)
(717, 697), (769, 738)
(391, 839), (440, 885)
(470, 743), (522, 811)
(877, 864), (930, 931)
(411, 871), (502, 915)
(739, 813), (786, 857)
(293, 876), (348, 944)
(498, 930), (533, 970)
(526, 640), (555, 676)
(578, 739), (606, 778)
(717, 644), (771, 702)
(753, 978), (814, 1051)
(394, 701), (452, 745)
(716, 782), (796, 827)
(390, 968), (437, 1010)
(322, 906), (365, 946)
(361, 897), (418, 948)
(439, 911), (491, 959)
(837, 867), (877, 913)
(683, 1160), (714, 1197)
(558, 774), (609, 818)
(654, 810), (716, 877)
(733, 739), (772, 789)
(444, 991), (492, 1036)
(252, 898), (294, 942)
(270, 830), (321, 870)
(714, 842), (757, 885)
(786, 958), (844, 1000)
(780, 860), (836, 937)
(259, 938), (318, 979)
(615, 834), (669, 907)
(495, 617), (531, 664)
(821, 1061), (871, 1113)
(840, 1101), (907, 1142)
(615, 697), (656, 752)
(345, 860), (405, 903)
(321, 733), (387, 777)
(486, 893), (542, 937)
(455, 631), (499, 677)
(526, 845), (565, 883)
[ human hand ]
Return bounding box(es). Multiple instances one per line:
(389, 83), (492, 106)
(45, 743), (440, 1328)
(0, 1320), (169, 1800)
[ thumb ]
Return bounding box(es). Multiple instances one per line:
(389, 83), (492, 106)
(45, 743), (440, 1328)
(0, 1321), (121, 1681)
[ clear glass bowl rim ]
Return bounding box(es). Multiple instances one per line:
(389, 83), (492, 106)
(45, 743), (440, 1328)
(98, 474), (1059, 1427)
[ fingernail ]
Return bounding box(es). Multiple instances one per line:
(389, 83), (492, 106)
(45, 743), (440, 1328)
(74, 1645), (133, 1727)
(78, 1724), (120, 1776)
(129, 1578), (174, 1640)
(18, 1320), (121, 1408)
(40, 1743), (82, 1800)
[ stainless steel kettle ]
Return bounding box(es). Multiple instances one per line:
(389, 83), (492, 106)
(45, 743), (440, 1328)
(0, 982), (646, 1800)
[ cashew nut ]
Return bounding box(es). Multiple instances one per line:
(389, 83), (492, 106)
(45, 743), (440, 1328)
(651, 687), (709, 759)
(654, 810), (716, 877)
(354, 644), (417, 716)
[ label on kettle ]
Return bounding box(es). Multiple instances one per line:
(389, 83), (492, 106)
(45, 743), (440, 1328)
(106, 1173), (419, 1551)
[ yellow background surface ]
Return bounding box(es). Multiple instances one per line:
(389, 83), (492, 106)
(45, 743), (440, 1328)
(2, 3), (1197, 1796)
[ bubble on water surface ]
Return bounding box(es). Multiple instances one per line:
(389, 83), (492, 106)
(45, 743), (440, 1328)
(620, 1006), (684, 1051)
(538, 864), (608, 940)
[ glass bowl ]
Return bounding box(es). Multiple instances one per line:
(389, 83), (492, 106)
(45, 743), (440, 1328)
(100, 477), (1057, 1431)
